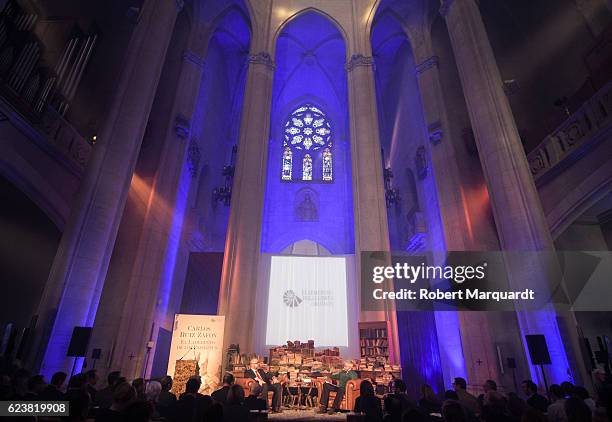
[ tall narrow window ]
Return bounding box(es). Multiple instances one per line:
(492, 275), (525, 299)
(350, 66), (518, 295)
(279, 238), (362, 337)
(282, 147), (292, 180)
(322, 148), (332, 181)
(302, 154), (312, 181)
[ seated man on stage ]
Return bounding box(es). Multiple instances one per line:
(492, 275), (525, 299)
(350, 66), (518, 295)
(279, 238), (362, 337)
(244, 358), (283, 412)
(317, 360), (358, 414)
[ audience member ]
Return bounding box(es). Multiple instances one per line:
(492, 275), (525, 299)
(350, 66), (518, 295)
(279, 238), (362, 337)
(176, 376), (212, 422)
(1, 356), (605, 422)
(132, 377), (146, 400)
(211, 373), (234, 404)
(204, 402), (224, 422)
(144, 380), (162, 419)
(478, 379), (497, 407)
(65, 376), (91, 422)
(95, 381), (136, 422)
(561, 381), (575, 398)
(354, 380), (383, 422)
(223, 384), (250, 422)
(441, 399), (468, 422)
(418, 383), (442, 415)
(86, 369), (100, 403)
(548, 384), (568, 422)
(156, 375), (177, 419)
(573, 385), (596, 412)
(521, 406), (548, 422)
(123, 400), (154, 422)
(564, 396), (592, 422)
(96, 371), (121, 409)
(244, 383), (267, 411)
(23, 374), (45, 400)
(480, 391), (512, 422)
(521, 380), (549, 413)
(444, 390), (459, 401)
(507, 391), (527, 421)
(402, 408), (430, 422)
(383, 395), (402, 422)
(389, 378), (417, 415)
(40, 371), (67, 401)
(452, 377), (479, 417)
(593, 369), (612, 418)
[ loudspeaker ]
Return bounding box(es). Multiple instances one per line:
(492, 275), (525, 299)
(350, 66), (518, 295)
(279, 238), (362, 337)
(66, 327), (92, 357)
(507, 358), (516, 369)
(91, 348), (101, 360)
(526, 335), (551, 365)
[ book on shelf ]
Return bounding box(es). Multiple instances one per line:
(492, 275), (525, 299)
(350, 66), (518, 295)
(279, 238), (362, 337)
(359, 338), (388, 347)
(359, 328), (388, 339)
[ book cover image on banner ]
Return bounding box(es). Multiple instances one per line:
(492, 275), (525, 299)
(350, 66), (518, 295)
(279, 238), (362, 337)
(167, 314), (225, 395)
(265, 255), (349, 347)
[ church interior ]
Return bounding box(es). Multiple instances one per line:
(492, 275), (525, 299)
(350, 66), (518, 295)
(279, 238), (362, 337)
(1, 0), (612, 420)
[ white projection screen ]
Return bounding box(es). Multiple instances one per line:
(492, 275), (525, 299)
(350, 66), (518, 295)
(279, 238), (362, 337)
(265, 256), (348, 347)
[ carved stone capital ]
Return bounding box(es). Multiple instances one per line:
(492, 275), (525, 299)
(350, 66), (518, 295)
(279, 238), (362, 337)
(416, 55), (439, 75)
(345, 54), (375, 72)
(248, 51), (275, 69)
(175, 0), (185, 12)
(183, 48), (205, 68)
(175, 114), (190, 140)
(439, 0), (455, 17)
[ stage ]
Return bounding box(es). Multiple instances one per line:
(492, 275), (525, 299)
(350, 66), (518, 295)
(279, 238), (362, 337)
(267, 409), (347, 421)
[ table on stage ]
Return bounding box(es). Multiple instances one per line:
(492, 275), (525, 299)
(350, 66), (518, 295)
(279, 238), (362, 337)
(283, 381), (318, 409)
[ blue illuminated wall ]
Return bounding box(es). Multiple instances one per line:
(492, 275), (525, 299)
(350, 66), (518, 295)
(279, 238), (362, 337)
(191, 6), (250, 252)
(261, 11), (354, 254)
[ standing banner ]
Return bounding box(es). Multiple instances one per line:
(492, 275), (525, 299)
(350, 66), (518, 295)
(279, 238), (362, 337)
(167, 314), (225, 395)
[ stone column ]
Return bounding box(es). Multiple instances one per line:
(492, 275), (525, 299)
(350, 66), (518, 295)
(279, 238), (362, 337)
(413, 35), (510, 389)
(412, 44), (471, 387)
(30, 0), (180, 378)
(101, 43), (206, 379)
(413, 52), (469, 250)
(346, 54), (400, 364)
(442, 0), (587, 384)
(217, 52), (274, 354)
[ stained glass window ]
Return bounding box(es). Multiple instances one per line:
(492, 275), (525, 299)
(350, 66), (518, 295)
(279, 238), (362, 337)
(282, 147), (292, 180)
(284, 105), (331, 151)
(281, 104), (333, 181)
(322, 148), (332, 181)
(302, 154), (312, 181)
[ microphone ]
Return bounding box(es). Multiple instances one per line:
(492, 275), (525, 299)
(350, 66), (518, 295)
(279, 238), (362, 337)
(178, 347), (194, 361)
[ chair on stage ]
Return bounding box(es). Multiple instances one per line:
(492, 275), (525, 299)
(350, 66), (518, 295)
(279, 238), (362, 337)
(314, 378), (363, 411)
(235, 378), (282, 409)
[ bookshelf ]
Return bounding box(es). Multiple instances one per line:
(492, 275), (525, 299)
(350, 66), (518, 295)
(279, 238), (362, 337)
(359, 321), (389, 362)
(357, 321), (401, 391)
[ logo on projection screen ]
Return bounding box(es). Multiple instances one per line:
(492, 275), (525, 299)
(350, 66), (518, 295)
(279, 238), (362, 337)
(283, 290), (303, 307)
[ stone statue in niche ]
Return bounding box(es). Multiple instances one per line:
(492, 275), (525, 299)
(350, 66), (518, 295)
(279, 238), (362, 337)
(295, 192), (318, 222)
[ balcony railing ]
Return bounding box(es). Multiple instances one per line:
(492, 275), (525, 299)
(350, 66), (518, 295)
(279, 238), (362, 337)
(527, 80), (612, 181)
(40, 107), (92, 169)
